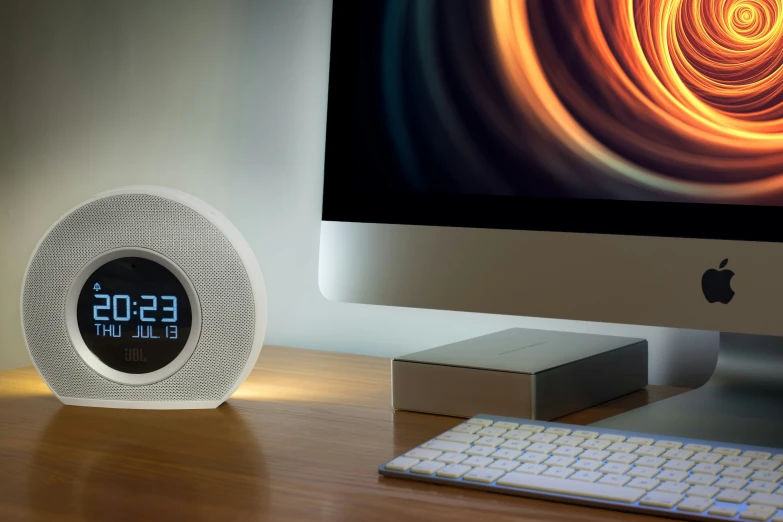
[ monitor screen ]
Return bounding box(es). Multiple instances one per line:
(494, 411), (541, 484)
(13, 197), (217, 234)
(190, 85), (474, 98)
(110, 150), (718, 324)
(323, 0), (783, 242)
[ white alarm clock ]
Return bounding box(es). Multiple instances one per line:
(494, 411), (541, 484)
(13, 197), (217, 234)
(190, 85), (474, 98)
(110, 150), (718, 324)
(21, 186), (267, 409)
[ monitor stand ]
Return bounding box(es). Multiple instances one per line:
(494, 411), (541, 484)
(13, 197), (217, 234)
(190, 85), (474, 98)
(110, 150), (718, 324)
(592, 332), (783, 448)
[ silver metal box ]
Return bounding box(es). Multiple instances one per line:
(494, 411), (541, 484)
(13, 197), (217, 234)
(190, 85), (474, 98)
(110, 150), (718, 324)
(392, 328), (648, 420)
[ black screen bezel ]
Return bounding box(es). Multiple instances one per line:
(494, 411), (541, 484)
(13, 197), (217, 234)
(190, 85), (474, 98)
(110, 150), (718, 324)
(321, 0), (783, 244)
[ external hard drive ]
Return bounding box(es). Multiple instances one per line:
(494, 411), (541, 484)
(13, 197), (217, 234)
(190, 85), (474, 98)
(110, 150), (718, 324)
(392, 328), (648, 420)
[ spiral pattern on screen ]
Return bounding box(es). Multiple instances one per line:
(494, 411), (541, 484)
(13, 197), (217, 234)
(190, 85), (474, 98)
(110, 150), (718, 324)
(491, 0), (783, 201)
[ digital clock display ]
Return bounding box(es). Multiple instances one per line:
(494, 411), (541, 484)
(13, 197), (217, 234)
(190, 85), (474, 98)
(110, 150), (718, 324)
(76, 257), (193, 374)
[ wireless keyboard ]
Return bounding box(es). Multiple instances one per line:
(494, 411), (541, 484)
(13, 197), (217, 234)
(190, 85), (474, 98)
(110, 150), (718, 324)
(380, 414), (783, 521)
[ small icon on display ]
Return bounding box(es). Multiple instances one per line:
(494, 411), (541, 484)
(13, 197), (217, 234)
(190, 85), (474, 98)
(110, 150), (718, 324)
(702, 259), (735, 304)
(93, 283), (101, 292)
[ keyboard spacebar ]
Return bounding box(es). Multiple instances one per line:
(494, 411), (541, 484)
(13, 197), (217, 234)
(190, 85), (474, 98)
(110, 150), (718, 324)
(497, 473), (646, 504)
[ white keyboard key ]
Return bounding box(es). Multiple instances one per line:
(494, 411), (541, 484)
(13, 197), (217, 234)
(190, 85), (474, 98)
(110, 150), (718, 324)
(716, 477), (749, 490)
(517, 452), (549, 465)
(488, 459), (520, 472)
(709, 505), (740, 518)
(552, 446), (583, 458)
(635, 445), (666, 458)
(571, 471), (602, 483)
(724, 466), (755, 479)
(691, 463), (723, 475)
(516, 463), (547, 475)
(683, 444), (712, 453)
(662, 449), (693, 461)
(581, 439), (612, 451)
(741, 505), (777, 520)
(691, 452), (723, 464)
(421, 440), (471, 453)
(411, 461), (445, 475)
(598, 434), (626, 443)
(685, 474), (719, 486)
(474, 436), (505, 448)
(554, 436), (584, 447)
(607, 443), (637, 454)
(598, 475), (631, 486)
(544, 456), (575, 468)
(465, 418), (495, 427)
(654, 440), (683, 450)
(606, 453), (638, 465)
(437, 431), (479, 444)
(717, 489), (751, 503)
(519, 424), (545, 433)
(657, 470), (689, 482)
(628, 467), (660, 479)
(572, 459), (603, 472)
(748, 493), (783, 508)
(466, 418), (494, 427)
(463, 456), (494, 468)
(437, 464), (471, 479)
(627, 478), (660, 491)
(721, 456), (752, 468)
(656, 481), (690, 495)
(527, 443), (556, 454)
(635, 456), (666, 468)
(491, 449), (522, 461)
(713, 447), (743, 456)
(465, 446), (495, 457)
(500, 440), (531, 452)
(463, 467), (505, 484)
(572, 430), (599, 440)
(544, 427), (572, 436)
(492, 421), (519, 430)
(677, 497), (714, 513)
(599, 463), (631, 475)
(639, 491), (683, 508)
(528, 433), (558, 444)
(406, 448), (442, 461)
(745, 451), (774, 460)
(751, 461), (782, 472)
(775, 454), (783, 462)
(627, 437), (655, 446)
(662, 460), (695, 472)
(581, 450), (610, 461)
(451, 423), (483, 435)
(502, 430), (533, 441)
(496, 472), (645, 503)
(686, 485), (720, 498)
(385, 457), (419, 471)
(752, 471), (783, 482)
(477, 427), (508, 438)
(543, 467), (575, 479)
(436, 452), (468, 465)
(748, 481), (780, 494)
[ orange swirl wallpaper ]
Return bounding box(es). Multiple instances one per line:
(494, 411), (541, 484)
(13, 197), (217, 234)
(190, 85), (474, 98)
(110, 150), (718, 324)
(336, 0), (783, 208)
(491, 0), (783, 201)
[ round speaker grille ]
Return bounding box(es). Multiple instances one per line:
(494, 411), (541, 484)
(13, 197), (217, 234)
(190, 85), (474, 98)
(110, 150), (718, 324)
(22, 193), (257, 403)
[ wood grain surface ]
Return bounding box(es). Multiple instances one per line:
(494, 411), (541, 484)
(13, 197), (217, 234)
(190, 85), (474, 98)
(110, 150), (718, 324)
(0, 345), (687, 522)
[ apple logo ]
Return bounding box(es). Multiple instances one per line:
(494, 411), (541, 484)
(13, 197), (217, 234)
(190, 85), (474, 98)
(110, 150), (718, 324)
(702, 259), (735, 304)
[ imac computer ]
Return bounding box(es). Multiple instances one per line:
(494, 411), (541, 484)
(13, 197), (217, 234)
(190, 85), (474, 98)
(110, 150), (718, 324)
(319, 0), (783, 448)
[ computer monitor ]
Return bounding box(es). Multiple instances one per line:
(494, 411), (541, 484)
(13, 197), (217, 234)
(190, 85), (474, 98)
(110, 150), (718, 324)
(319, 0), (783, 445)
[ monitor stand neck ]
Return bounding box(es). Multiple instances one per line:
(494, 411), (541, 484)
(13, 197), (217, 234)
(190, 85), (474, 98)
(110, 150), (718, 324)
(592, 333), (783, 447)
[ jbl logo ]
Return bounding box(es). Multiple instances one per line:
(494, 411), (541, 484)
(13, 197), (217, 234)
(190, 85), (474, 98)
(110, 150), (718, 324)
(125, 348), (147, 362)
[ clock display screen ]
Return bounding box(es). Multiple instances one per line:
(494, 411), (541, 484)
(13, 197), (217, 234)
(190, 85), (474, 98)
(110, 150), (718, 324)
(76, 257), (193, 374)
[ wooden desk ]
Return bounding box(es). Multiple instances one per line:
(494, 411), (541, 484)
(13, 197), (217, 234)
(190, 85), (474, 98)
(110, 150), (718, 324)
(0, 346), (687, 522)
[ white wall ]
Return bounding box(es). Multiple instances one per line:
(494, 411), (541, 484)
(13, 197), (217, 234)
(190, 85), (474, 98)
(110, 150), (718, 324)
(0, 0), (718, 386)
